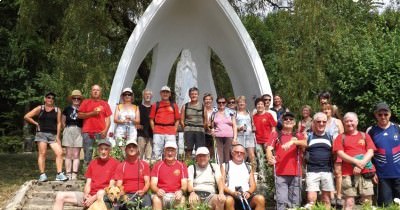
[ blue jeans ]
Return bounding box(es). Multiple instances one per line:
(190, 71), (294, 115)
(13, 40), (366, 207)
(82, 133), (100, 164)
(377, 178), (400, 206)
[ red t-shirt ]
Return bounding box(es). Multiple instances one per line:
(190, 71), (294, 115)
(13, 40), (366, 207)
(85, 157), (119, 195)
(267, 131), (304, 176)
(333, 132), (377, 176)
(253, 112), (277, 144)
(149, 101), (180, 135)
(113, 160), (150, 193)
(79, 99), (112, 133)
(151, 160), (188, 193)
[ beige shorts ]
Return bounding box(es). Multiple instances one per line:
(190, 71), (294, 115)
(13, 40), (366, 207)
(342, 175), (374, 197)
(306, 172), (335, 192)
(62, 126), (83, 147)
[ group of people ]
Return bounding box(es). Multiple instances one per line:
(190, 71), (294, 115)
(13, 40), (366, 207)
(24, 85), (400, 209)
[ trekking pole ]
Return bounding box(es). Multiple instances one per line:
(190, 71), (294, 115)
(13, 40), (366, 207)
(297, 147), (302, 207)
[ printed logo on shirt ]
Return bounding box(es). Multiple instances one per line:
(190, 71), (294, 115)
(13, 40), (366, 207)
(262, 119), (267, 123)
(394, 134), (399, 141)
(173, 169), (181, 176)
(358, 138), (366, 146)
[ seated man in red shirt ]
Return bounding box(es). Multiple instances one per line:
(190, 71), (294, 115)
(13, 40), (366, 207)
(333, 112), (376, 210)
(150, 141), (188, 210)
(53, 140), (119, 210)
(114, 139), (151, 209)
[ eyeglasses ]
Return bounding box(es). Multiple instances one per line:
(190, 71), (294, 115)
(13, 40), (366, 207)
(233, 151), (245, 155)
(72, 97), (81, 100)
(228, 101), (235, 104)
(217, 101), (226, 104)
(315, 120), (327, 124)
(378, 113), (389, 117)
(283, 118), (294, 121)
(264, 98), (271, 101)
(123, 93), (132, 97)
(46, 96), (54, 100)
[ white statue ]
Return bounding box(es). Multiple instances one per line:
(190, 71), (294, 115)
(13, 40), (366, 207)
(175, 49), (198, 109)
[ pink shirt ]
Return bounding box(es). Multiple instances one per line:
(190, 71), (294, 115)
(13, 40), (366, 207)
(214, 111), (234, 138)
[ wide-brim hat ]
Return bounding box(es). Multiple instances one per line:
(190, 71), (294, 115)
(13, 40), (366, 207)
(68, 90), (83, 100)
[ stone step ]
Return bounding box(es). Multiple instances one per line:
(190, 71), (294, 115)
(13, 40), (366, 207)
(22, 203), (84, 210)
(31, 180), (84, 192)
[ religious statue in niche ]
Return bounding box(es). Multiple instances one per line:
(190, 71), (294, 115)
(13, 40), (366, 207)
(175, 49), (198, 109)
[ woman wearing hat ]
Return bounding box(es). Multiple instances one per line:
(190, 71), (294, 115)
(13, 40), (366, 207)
(62, 90), (84, 180)
(114, 88), (140, 149)
(24, 92), (68, 182)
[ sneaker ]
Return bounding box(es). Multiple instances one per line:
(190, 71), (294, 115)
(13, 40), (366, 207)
(55, 172), (69, 181)
(66, 172), (72, 180)
(38, 173), (48, 182)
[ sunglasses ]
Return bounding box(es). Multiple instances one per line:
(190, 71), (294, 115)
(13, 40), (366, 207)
(378, 113), (389, 117)
(46, 96), (54, 100)
(217, 101), (226, 104)
(123, 93), (133, 96)
(72, 97), (81, 100)
(228, 101), (235, 104)
(315, 120), (327, 124)
(283, 117), (294, 121)
(233, 151), (245, 155)
(264, 98), (271, 101)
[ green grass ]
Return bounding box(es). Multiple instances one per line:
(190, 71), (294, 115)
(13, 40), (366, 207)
(0, 152), (57, 207)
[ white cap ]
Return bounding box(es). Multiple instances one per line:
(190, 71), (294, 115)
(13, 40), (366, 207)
(122, 88), (133, 94)
(195, 147), (209, 156)
(164, 141), (177, 149)
(126, 139), (138, 146)
(160, 86), (171, 92)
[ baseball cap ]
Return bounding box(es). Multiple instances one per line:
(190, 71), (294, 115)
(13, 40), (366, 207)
(374, 102), (391, 113)
(126, 139), (138, 146)
(97, 139), (112, 147)
(282, 112), (295, 119)
(122, 87), (133, 94)
(164, 141), (177, 149)
(195, 147), (209, 156)
(160, 86), (171, 92)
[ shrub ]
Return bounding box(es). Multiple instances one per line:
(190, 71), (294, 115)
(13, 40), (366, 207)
(0, 136), (24, 153)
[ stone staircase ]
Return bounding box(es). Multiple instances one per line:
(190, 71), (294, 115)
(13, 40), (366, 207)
(3, 180), (85, 210)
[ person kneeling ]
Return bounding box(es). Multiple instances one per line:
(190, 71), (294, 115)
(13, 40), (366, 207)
(188, 147), (226, 209)
(113, 139), (151, 209)
(223, 144), (265, 210)
(53, 140), (119, 210)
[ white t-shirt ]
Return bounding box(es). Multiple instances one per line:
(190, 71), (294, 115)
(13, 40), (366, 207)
(223, 160), (250, 192)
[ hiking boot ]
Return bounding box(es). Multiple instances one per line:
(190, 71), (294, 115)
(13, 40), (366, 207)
(38, 173), (48, 182)
(55, 172), (69, 181)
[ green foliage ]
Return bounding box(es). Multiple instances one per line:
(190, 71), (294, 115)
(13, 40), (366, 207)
(0, 136), (24, 153)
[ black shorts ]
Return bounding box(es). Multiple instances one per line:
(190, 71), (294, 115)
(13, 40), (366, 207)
(205, 134), (213, 148)
(234, 193), (256, 210)
(184, 131), (205, 151)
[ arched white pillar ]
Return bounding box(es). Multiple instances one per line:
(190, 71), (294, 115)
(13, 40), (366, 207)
(108, 0), (273, 130)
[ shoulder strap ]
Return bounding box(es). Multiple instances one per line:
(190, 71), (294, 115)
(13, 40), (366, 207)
(225, 162), (230, 186)
(184, 102), (189, 120)
(210, 111), (217, 128)
(193, 164), (197, 179)
(38, 105), (45, 119)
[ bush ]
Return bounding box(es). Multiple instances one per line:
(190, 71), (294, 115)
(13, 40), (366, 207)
(0, 136), (24, 153)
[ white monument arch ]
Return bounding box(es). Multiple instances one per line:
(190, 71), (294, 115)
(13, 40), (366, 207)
(108, 0), (272, 119)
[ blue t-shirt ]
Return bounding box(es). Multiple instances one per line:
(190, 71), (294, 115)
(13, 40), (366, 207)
(368, 123), (400, 178)
(306, 132), (333, 173)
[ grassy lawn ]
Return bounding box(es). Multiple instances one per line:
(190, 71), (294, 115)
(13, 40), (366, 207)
(0, 152), (57, 207)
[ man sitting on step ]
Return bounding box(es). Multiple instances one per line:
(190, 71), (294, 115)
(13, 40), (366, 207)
(53, 140), (119, 210)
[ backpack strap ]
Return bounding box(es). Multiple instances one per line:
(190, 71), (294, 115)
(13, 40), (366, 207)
(154, 101), (176, 126)
(193, 164), (197, 179)
(225, 162), (230, 187)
